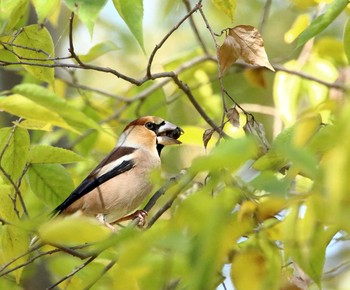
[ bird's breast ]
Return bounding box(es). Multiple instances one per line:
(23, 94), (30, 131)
(80, 150), (161, 222)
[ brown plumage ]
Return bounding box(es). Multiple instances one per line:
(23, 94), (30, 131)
(53, 116), (183, 227)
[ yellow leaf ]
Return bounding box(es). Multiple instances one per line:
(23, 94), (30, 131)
(314, 37), (347, 64)
(238, 200), (257, 221)
(0, 94), (78, 133)
(1, 226), (29, 283)
(39, 216), (111, 245)
(13, 25), (54, 84)
(0, 185), (17, 222)
(293, 114), (322, 147)
(291, 0), (318, 9)
(273, 60), (302, 125)
(345, 18), (350, 64)
(256, 197), (287, 221)
(211, 0), (236, 21)
(17, 119), (52, 131)
(243, 67), (266, 88)
(284, 14), (310, 44)
(231, 249), (266, 290)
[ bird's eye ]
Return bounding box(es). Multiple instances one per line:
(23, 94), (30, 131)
(145, 122), (156, 131)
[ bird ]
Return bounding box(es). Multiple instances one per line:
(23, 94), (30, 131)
(52, 116), (183, 228)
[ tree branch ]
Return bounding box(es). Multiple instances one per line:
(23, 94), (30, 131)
(146, 1), (203, 78)
(47, 255), (97, 290)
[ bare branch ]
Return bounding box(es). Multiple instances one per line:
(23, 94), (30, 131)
(47, 255), (97, 290)
(83, 259), (117, 290)
(259, 0), (272, 35)
(147, 173), (196, 228)
(198, 6), (228, 133)
(0, 121), (29, 218)
(146, 1), (203, 78)
(183, 0), (209, 55)
(273, 63), (347, 91)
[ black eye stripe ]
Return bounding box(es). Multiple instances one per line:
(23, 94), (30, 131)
(145, 122), (157, 131)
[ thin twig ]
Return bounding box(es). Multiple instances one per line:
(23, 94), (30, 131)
(65, 80), (130, 102)
(0, 217), (11, 226)
(1, 41), (52, 58)
(0, 122), (29, 217)
(47, 243), (92, 259)
(130, 171), (187, 226)
(0, 246), (50, 278)
(273, 63), (347, 91)
(171, 73), (226, 135)
(47, 255), (97, 290)
(147, 173), (195, 228)
(68, 12), (85, 66)
(83, 259), (117, 290)
(198, 6), (227, 134)
(183, 0), (209, 55)
(146, 1), (203, 78)
(259, 0), (272, 35)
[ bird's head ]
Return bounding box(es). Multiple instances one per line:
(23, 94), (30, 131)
(118, 116), (183, 153)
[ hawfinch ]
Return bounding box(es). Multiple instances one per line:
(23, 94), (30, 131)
(53, 116), (183, 227)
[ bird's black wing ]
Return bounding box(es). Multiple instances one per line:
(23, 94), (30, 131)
(52, 159), (135, 215)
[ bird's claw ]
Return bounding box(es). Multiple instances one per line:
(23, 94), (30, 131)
(112, 209), (148, 228)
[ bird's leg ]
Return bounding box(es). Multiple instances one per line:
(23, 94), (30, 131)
(112, 210), (148, 227)
(96, 213), (116, 232)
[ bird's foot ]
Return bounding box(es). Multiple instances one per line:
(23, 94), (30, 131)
(96, 213), (116, 232)
(113, 210), (148, 228)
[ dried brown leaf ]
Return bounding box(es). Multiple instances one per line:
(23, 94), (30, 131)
(226, 107), (240, 128)
(229, 25), (275, 71)
(203, 128), (215, 149)
(218, 35), (241, 73)
(243, 117), (270, 154)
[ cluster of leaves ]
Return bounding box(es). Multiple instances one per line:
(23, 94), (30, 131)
(0, 0), (350, 290)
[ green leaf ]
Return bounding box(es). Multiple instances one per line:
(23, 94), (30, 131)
(1, 225), (29, 283)
(32, 0), (60, 23)
(0, 0), (28, 34)
(113, 0), (144, 51)
(12, 84), (101, 132)
(211, 0), (236, 22)
(344, 18), (350, 64)
(0, 185), (16, 222)
(0, 127), (30, 182)
(27, 163), (75, 208)
(64, 0), (108, 36)
(29, 145), (84, 164)
(191, 137), (258, 174)
(282, 204), (337, 286)
(0, 94), (77, 132)
(249, 172), (290, 195)
(13, 24), (54, 84)
(296, 0), (349, 48)
(39, 216), (111, 245)
(78, 41), (119, 62)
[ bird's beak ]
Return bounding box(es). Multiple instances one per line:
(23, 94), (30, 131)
(156, 121), (184, 145)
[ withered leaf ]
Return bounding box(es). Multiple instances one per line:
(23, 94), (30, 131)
(219, 34), (241, 73)
(218, 25), (275, 73)
(203, 128), (215, 149)
(243, 117), (270, 154)
(226, 107), (240, 128)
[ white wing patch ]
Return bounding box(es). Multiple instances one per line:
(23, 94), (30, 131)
(95, 153), (135, 178)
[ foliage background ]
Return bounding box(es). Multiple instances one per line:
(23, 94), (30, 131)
(0, 0), (350, 289)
